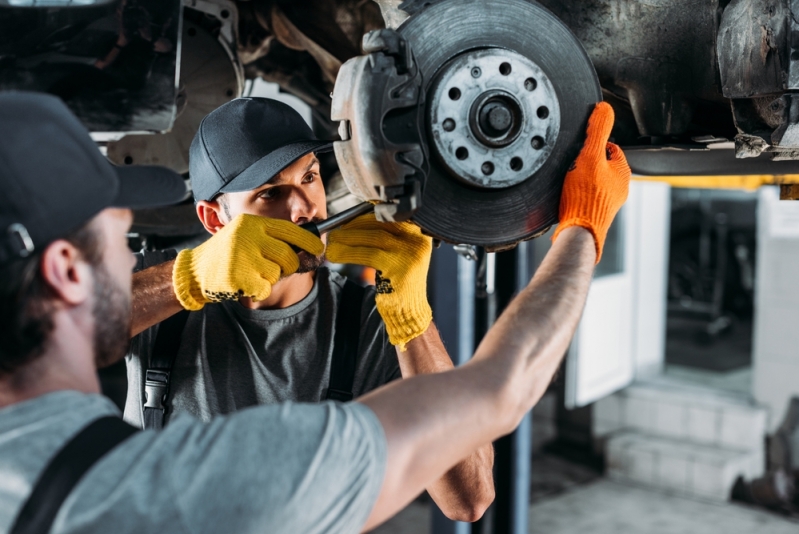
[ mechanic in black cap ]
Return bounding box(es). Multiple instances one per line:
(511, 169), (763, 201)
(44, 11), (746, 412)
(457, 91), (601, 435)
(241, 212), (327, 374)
(120, 96), (495, 521)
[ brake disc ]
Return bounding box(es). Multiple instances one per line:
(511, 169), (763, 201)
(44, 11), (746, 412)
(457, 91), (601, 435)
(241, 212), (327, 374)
(398, 0), (600, 248)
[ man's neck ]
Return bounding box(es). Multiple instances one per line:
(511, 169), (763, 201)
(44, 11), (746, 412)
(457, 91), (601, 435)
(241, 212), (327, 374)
(0, 314), (100, 409)
(239, 271), (316, 310)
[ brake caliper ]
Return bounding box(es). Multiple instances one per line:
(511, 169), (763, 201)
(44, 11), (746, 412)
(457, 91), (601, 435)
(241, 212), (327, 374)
(331, 29), (427, 222)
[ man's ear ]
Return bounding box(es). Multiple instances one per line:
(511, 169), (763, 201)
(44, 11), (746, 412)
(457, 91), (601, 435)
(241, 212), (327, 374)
(196, 199), (226, 235)
(39, 241), (93, 307)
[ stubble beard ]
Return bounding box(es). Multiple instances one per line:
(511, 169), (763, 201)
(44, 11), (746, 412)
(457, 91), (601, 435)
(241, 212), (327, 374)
(296, 251), (326, 273)
(91, 263), (132, 368)
(295, 215), (327, 274)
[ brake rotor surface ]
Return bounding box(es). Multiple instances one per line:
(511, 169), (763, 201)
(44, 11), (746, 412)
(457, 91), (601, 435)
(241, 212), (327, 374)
(399, 0), (601, 247)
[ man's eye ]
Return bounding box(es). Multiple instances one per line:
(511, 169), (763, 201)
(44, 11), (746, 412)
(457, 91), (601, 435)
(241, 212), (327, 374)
(303, 172), (317, 183)
(260, 188), (278, 199)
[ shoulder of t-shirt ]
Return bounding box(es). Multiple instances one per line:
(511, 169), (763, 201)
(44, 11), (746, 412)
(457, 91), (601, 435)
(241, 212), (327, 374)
(134, 249), (179, 273)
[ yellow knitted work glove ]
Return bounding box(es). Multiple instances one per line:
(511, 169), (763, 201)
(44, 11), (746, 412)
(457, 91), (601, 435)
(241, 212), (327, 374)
(326, 213), (433, 350)
(552, 102), (631, 263)
(172, 214), (324, 310)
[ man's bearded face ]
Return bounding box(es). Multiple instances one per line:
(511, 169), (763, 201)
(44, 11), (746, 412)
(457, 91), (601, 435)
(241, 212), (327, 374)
(92, 261), (132, 368)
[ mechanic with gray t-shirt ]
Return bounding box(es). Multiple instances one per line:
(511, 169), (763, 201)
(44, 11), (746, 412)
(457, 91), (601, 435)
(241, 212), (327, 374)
(125, 249), (399, 426)
(122, 98), (495, 520)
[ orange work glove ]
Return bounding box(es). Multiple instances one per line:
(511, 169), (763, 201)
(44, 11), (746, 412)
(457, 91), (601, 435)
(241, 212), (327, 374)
(552, 102), (631, 263)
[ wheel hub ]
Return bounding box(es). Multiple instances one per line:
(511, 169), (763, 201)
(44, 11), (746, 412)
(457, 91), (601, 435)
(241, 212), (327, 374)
(429, 48), (560, 189)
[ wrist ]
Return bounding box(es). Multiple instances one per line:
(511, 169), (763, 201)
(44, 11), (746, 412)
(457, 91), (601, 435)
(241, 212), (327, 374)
(377, 292), (433, 351)
(172, 249), (207, 311)
(552, 224), (598, 264)
(553, 202), (609, 263)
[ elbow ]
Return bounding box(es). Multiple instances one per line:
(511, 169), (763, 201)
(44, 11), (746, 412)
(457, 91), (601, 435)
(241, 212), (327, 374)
(442, 487), (495, 523)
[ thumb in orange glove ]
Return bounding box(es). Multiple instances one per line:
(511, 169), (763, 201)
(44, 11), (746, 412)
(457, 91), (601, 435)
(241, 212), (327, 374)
(552, 101), (631, 263)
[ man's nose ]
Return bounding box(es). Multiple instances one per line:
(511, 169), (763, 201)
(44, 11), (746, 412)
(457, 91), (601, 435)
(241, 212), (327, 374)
(286, 186), (318, 224)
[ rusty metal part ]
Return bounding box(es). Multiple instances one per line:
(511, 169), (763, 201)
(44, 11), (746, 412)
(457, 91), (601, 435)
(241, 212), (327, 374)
(627, 147), (799, 176)
(538, 0), (721, 139)
(332, 28), (426, 222)
(780, 184), (799, 199)
(237, 0), (383, 136)
(270, 3), (343, 85)
(107, 13), (243, 173)
(717, 0), (789, 98)
(372, 0), (409, 29)
(718, 0), (799, 160)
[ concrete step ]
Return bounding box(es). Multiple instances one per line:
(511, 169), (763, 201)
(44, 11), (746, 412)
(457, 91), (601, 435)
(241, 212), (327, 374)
(606, 431), (764, 501)
(594, 381), (768, 451)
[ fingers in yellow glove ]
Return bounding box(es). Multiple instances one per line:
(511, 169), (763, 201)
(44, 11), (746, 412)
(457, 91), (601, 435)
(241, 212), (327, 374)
(327, 214), (433, 350)
(552, 101), (631, 263)
(173, 214), (324, 310)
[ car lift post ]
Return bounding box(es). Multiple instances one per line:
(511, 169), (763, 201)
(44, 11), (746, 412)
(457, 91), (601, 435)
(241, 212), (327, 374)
(430, 244), (476, 534)
(490, 241), (532, 534)
(430, 242), (532, 534)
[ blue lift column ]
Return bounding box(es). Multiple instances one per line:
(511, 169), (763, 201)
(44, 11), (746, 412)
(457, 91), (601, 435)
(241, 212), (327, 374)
(429, 242), (533, 534)
(430, 244), (476, 534)
(490, 241), (532, 534)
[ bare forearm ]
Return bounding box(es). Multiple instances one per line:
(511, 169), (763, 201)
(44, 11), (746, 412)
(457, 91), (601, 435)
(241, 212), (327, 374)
(472, 227), (596, 420)
(397, 325), (495, 522)
(130, 260), (183, 338)
(359, 227), (596, 530)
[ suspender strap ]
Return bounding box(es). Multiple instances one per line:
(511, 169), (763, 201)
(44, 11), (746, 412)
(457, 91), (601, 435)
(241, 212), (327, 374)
(326, 279), (366, 402)
(144, 310), (190, 430)
(10, 416), (139, 534)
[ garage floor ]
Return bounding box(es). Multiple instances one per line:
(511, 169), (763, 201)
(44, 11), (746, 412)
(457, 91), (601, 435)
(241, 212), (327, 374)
(372, 479), (799, 534)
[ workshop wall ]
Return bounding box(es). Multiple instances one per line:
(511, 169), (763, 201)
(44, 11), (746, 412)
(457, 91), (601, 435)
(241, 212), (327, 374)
(753, 186), (799, 433)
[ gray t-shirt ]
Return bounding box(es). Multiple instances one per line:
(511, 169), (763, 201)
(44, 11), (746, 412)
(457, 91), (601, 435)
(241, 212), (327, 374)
(124, 251), (400, 427)
(0, 391), (386, 534)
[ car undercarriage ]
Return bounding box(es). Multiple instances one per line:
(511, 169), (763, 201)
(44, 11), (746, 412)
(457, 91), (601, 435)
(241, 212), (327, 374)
(5, 0), (799, 248)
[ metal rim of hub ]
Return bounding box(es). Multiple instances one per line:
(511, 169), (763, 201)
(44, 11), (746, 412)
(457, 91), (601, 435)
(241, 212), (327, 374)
(428, 48), (560, 189)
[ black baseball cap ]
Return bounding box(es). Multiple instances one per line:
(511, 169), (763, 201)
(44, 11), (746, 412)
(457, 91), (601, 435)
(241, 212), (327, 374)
(0, 92), (187, 265)
(189, 97), (332, 201)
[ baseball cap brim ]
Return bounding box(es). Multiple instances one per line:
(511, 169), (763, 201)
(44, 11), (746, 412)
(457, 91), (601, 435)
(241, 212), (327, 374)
(218, 139), (333, 195)
(113, 165), (189, 209)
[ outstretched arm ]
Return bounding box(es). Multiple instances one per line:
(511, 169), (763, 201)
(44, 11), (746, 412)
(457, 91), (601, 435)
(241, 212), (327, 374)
(360, 226), (596, 530)
(358, 101), (630, 530)
(397, 324), (495, 522)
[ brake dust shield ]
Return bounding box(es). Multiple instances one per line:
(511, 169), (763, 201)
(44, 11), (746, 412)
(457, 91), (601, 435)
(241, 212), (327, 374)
(399, 0), (600, 248)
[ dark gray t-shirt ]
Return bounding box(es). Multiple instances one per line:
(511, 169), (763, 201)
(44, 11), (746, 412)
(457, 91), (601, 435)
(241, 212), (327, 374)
(0, 391), (386, 534)
(124, 251), (400, 427)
